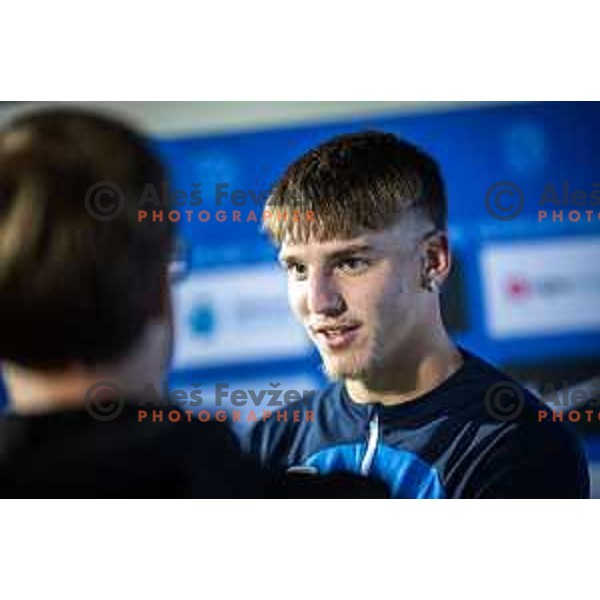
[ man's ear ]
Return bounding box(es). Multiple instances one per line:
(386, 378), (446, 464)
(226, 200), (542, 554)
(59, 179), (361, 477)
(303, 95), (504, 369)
(424, 230), (452, 288)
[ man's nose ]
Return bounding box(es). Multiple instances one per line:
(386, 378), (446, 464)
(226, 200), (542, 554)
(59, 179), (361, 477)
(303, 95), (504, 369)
(306, 271), (345, 316)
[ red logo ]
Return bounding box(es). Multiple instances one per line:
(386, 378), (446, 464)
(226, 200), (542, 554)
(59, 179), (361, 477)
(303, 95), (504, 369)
(505, 276), (533, 300)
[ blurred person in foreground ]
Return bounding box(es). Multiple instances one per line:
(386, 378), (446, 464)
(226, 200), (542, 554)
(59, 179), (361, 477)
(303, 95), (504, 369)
(0, 108), (385, 498)
(249, 131), (590, 498)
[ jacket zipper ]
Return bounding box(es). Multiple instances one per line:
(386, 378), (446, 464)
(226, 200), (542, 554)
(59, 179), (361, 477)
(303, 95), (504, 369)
(360, 406), (380, 476)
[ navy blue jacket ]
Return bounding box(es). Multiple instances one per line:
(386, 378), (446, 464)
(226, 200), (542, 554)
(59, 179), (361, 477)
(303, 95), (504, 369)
(249, 350), (590, 498)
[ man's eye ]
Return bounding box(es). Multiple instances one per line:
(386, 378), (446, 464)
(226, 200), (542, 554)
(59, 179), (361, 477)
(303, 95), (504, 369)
(337, 257), (371, 274)
(285, 262), (307, 280)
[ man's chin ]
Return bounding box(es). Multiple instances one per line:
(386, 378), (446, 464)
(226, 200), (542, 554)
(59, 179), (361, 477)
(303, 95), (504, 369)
(321, 356), (370, 381)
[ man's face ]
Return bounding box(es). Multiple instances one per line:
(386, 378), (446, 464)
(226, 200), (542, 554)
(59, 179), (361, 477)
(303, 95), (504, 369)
(279, 219), (436, 381)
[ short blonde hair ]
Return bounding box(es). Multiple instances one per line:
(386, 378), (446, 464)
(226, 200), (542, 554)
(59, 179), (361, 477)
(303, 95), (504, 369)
(263, 130), (447, 245)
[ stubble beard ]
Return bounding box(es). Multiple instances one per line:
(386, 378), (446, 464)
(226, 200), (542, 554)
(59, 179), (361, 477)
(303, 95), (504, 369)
(318, 322), (386, 382)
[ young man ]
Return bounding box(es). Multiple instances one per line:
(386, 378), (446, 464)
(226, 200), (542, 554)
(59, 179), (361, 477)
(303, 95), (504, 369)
(250, 131), (590, 498)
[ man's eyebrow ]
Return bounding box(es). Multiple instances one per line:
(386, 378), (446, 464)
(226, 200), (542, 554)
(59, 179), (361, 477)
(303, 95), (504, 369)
(278, 252), (297, 265)
(324, 245), (375, 263)
(278, 244), (374, 265)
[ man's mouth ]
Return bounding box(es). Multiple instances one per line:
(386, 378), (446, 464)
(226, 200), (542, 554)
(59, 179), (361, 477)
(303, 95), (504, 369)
(311, 323), (361, 351)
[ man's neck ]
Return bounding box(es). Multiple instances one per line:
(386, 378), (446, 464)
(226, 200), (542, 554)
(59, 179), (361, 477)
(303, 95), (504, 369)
(4, 365), (115, 414)
(345, 334), (464, 407)
(3, 321), (170, 415)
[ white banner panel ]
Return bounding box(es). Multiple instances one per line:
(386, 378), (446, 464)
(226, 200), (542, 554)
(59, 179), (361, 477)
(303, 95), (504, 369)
(172, 264), (310, 369)
(480, 237), (600, 338)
